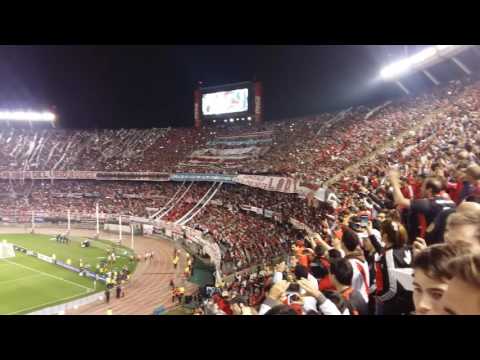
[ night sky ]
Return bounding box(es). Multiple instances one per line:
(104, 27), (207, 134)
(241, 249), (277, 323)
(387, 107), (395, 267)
(0, 45), (419, 129)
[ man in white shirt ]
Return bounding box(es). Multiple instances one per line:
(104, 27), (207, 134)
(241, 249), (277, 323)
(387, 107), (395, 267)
(341, 228), (370, 304)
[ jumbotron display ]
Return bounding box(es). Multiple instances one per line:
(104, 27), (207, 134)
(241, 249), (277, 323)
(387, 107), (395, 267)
(194, 81), (262, 128)
(202, 88), (249, 116)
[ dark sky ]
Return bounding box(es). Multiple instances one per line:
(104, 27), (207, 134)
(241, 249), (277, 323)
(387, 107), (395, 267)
(0, 45), (414, 129)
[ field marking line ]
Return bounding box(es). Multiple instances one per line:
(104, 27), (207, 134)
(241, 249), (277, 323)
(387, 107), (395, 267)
(5, 289), (93, 315)
(2, 258), (93, 292)
(0, 273), (44, 286)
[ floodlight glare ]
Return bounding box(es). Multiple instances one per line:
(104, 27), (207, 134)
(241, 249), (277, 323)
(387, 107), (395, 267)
(409, 47), (437, 64)
(0, 111), (56, 122)
(436, 45), (453, 51)
(380, 59), (412, 79)
(380, 45), (468, 81)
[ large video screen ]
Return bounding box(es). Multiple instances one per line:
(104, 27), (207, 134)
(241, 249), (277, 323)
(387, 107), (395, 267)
(202, 88), (249, 116)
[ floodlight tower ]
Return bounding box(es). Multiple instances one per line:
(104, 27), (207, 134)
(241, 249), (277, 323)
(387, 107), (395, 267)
(379, 45), (476, 94)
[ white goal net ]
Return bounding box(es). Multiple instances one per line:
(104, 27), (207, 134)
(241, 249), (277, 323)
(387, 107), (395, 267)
(0, 240), (15, 259)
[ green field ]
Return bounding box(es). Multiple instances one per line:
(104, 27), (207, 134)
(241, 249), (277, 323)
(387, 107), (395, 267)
(0, 234), (136, 315)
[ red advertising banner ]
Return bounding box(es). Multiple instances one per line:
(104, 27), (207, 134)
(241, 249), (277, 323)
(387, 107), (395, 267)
(234, 175), (298, 194)
(254, 81), (263, 123)
(0, 171), (169, 182)
(194, 89), (201, 129)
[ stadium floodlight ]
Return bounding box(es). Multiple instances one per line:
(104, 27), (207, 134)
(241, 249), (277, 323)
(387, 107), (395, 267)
(0, 110), (56, 122)
(409, 47), (437, 65)
(380, 45), (473, 81)
(230, 119), (234, 123)
(436, 45), (453, 51)
(224, 119), (228, 123)
(380, 59), (413, 79)
(247, 116), (252, 121)
(213, 119), (216, 123)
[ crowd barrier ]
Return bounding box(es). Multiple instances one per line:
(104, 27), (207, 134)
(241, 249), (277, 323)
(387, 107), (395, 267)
(28, 292), (103, 315)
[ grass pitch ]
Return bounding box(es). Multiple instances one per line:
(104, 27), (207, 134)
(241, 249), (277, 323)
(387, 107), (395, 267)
(0, 233), (136, 315)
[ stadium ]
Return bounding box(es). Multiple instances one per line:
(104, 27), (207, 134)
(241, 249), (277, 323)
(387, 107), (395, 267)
(1, 45), (480, 315)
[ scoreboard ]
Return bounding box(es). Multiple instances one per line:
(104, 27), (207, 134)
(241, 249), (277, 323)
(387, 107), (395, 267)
(194, 81), (262, 128)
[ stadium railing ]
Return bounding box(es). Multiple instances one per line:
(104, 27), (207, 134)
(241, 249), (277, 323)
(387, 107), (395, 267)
(27, 292), (103, 315)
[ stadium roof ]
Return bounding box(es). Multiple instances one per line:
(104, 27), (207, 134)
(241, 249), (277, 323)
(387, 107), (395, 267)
(377, 45), (479, 94)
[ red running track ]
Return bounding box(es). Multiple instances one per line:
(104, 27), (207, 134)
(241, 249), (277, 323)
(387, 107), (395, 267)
(66, 234), (197, 315)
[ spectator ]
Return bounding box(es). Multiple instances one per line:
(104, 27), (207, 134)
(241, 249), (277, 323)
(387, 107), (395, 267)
(412, 243), (471, 315)
(374, 220), (414, 315)
(341, 228), (370, 304)
(440, 254), (480, 315)
(444, 204), (480, 253)
(389, 171), (456, 242)
(329, 258), (368, 315)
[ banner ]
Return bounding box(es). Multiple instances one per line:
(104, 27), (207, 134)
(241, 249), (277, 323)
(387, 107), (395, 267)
(37, 253), (54, 264)
(190, 146), (264, 159)
(216, 130), (273, 140)
(83, 270), (106, 282)
(254, 81), (263, 123)
(234, 175), (298, 194)
(122, 194), (144, 199)
(183, 226), (222, 269)
(104, 224), (131, 233)
(55, 260), (81, 273)
(0, 171), (169, 182)
(96, 172), (170, 182)
(264, 209), (273, 218)
(143, 224), (153, 235)
(170, 173), (235, 183)
(183, 226), (204, 240)
(207, 138), (273, 146)
(296, 184), (339, 209)
(52, 171), (97, 180)
(289, 217), (315, 235)
(194, 89), (201, 129)
(128, 216), (153, 225)
(83, 192), (101, 198)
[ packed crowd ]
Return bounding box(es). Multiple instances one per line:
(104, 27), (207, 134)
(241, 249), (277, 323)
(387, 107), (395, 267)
(0, 78), (475, 179)
(2, 74), (480, 315)
(0, 180), (179, 218)
(189, 77), (480, 315)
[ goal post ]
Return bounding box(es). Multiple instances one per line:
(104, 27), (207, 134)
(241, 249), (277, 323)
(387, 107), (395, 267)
(0, 240), (15, 259)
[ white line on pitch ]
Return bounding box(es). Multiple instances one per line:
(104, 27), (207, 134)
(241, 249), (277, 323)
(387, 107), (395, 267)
(0, 273), (44, 286)
(2, 258), (93, 292)
(6, 290), (93, 315)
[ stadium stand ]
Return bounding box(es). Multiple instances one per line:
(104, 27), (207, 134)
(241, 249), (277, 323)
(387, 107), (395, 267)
(2, 75), (480, 315)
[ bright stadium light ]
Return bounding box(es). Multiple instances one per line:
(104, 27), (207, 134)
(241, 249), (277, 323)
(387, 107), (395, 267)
(0, 110), (56, 122)
(409, 47), (437, 64)
(230, 119), (234, 123)
(380, 45), (473, 81)
(380, 59), (413, 79)
(247, 116), (252, 121)
(436, 45), (453, 51)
